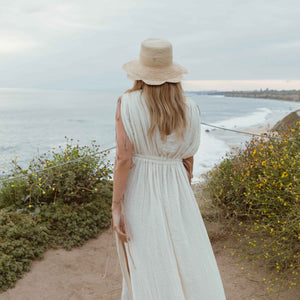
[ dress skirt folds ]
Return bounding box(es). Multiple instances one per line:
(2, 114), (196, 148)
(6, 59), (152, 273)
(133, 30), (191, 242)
(113, 90), (227, 300)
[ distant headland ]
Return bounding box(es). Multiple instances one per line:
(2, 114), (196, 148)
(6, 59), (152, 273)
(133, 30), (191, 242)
(188, 89), (300, 102)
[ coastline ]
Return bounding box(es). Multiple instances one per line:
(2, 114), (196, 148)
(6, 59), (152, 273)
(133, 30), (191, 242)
(210, 91), (300, 103)
(191, 122), (274, 186)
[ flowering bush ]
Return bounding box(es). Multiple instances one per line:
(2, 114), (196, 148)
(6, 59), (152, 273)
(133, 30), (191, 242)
(0, 138), (114, 292)
(0, 137), (113, 210)
(203, 121), (300, 293)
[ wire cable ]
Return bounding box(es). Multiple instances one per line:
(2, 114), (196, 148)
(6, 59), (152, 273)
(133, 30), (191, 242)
(201, 122), (299, 143)
(1, 121), (298, 183)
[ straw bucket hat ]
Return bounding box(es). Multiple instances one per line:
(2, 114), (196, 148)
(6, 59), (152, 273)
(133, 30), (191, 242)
(122, 38), (188, 85)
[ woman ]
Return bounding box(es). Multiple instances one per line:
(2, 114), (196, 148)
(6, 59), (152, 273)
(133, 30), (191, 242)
(111, 38), (226, 300)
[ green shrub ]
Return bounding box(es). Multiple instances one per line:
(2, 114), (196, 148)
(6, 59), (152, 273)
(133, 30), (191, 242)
(202, 121), (300, 292)
(0, 210), (49, 291)
(0, 137), (113, 209)
(36, 181), (113, 251)
(0, 138), (114, 292)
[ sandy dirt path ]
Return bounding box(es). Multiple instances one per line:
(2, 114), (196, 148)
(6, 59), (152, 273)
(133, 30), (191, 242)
(2, 209), (298, 299)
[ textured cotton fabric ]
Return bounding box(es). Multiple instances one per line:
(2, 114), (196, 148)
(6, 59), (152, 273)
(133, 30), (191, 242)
(112, 96), (193, 211)
(113, 90), (227, 300)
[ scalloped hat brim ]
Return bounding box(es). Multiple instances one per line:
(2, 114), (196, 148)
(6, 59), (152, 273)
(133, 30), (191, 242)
(122, 59), (188, 85)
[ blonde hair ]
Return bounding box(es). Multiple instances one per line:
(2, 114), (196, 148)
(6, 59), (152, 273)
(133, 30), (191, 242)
(124, 80), (188, 143)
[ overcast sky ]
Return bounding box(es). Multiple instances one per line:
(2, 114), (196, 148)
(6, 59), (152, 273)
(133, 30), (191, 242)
(0, 0), (299, 91)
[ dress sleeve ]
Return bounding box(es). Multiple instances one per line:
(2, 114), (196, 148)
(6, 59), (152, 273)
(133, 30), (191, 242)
(112, 96), (135, 212)
(182, 102), (199, 185)
(182, 156), (194, 185)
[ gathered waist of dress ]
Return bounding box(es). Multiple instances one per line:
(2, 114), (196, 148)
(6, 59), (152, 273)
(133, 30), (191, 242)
(132, 153), (183, 165)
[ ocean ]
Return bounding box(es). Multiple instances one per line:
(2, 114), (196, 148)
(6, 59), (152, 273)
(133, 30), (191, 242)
(0, 88), (299, 183)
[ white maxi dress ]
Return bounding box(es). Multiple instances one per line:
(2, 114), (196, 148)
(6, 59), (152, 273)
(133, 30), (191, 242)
(114, 90), (226, 300)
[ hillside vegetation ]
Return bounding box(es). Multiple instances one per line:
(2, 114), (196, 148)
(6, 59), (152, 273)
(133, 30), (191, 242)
(201, 111), (300, 295)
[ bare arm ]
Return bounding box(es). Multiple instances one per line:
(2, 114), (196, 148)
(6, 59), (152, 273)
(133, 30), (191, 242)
(182, 156), (194, 185)
(111, 96), (134, 229)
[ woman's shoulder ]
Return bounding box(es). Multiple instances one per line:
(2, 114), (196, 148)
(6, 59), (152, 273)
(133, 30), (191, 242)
(120, 90), (142, 103)
(122, 89), (142, 97)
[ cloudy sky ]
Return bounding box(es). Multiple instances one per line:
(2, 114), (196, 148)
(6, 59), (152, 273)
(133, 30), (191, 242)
(0, 0), (299, 91)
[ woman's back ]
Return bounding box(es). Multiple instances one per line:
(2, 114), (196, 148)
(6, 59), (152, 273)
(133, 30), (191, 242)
(120, 89), (201, 159)
(113, 38), (226, 300)
(114, 89), (228, 299)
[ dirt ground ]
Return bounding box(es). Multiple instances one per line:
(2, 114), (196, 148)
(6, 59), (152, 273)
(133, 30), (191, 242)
(2, 185), (299, 300)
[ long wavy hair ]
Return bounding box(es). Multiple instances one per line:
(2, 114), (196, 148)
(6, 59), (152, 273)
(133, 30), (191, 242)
(124, 80), (188, 143)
